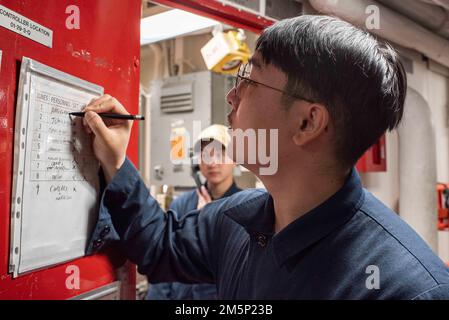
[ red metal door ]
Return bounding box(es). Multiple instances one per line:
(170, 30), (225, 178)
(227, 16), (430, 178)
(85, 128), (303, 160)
(0, 0), (140, 299)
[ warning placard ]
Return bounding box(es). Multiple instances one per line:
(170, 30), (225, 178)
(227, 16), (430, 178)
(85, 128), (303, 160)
(0, 5), (53, 48)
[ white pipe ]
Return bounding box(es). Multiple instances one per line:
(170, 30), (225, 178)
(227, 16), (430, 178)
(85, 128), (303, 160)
(140, 86), (152, 186)
(309, 0), (449, 68)
(377, 0), (449, 37)
(398, 88), (438, 251)
(421, 0), (449, 11)
(149, 43), (163, 80)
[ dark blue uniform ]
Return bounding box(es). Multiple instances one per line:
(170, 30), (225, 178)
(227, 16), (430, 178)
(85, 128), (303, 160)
(88, 159), (449, 299)
(147, 183), (241, 300)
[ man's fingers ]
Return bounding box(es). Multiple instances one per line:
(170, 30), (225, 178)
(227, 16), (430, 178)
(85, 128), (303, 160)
(200, 186), (212, 202)
(84, 111), (109, 139)
(86, 94), (111, 108)
(82, 118), (92, 134)
(84, 95), (128, 115)
(84, 100), (115, 114)
(87, 96), (100, 106)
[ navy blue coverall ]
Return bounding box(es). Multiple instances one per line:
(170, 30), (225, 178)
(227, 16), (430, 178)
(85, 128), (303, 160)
(147, 182), (241, 300)
(87, 159), (449, 299)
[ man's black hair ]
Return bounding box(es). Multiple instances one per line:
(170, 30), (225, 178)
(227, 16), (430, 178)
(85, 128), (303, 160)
(256, 15), (406, 167)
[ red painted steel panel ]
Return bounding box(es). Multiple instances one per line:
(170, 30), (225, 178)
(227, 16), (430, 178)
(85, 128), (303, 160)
(0, 0), (140, 299)
(153, 0), (274, 33)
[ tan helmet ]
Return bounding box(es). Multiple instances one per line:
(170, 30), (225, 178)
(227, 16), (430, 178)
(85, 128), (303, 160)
(193, 124), (231, 153)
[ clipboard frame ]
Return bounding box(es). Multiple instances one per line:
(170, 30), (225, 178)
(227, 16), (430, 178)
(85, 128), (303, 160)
(9, 57), (103, 277)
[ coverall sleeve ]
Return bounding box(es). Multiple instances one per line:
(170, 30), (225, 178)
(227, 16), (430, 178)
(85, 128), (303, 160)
(86, 158), (229, 284)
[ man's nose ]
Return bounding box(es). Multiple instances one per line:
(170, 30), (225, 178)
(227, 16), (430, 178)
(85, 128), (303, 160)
(226, 87), (239, 111)
(206, 160), (218, 168)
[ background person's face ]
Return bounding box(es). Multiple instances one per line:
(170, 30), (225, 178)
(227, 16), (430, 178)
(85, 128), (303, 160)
(199, 142), (235, 185)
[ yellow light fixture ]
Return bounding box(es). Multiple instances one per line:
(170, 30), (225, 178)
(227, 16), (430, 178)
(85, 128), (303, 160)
(201, 29), (251, 75)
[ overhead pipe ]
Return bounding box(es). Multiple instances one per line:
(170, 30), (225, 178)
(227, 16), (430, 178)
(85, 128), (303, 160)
(397, 88), (438, 251)
(377, 0), (449, 38)
(309, 0), (449, 68)
(421, 0), (449, 11)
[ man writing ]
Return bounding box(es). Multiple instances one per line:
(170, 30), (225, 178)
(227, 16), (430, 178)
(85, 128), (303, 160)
(83, 15), (449, 299)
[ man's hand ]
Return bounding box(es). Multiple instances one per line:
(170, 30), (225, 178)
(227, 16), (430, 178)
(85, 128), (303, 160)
(196, 186), (212, 210)
(82, 94), (132, 183)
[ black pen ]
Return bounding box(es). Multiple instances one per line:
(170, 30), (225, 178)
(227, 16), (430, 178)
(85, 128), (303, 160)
(69, 112), (145, 121)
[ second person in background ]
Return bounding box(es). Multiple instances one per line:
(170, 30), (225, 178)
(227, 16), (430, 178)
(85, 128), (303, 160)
(146, 124), (242, 300)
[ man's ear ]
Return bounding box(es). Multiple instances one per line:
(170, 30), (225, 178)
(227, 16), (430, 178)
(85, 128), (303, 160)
(291, 102), (329, 146)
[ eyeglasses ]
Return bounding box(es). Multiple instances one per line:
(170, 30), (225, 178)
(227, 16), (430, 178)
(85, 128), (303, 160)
(233, 62), (313, 103)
